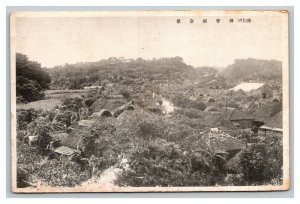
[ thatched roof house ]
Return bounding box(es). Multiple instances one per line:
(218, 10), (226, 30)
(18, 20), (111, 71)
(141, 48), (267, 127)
(54, 146), (80, 156)
(90, 97), (126, 113)
(112, 101), (135, 117)
(210, 134), (245, 154)
(224, 107), (253, 121)
(229, 82), (273, 99)
(252, 101), (282, 124)
(230, 82), (265, 92)
(223, 107), (254, 129)
(206, 97), (216, 103)
(258, 111), (282, 137)
(224, 149), (245, 173)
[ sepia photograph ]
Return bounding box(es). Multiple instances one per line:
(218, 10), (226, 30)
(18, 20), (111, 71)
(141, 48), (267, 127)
(10, 10), (289, 193)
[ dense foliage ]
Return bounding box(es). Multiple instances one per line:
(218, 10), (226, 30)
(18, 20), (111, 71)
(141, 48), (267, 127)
(16, 56), (283, 189)
(16, 53), (51, 102)
(221, 58), (282, 87)
(242, 136), (283, 184)
(48, 57), (198, 90)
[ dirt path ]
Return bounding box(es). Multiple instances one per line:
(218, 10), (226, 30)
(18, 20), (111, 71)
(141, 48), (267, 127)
(80, 166), (122, 187)
(80, 158), (129, 188)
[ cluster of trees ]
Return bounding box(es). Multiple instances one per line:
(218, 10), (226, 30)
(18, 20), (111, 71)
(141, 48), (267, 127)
(16, 53), (51, 102)
(47, 57), (199, 90)
(221, 58), (282, 87)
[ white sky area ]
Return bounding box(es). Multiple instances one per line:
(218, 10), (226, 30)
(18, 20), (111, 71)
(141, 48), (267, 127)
(15, 15), (284, 68)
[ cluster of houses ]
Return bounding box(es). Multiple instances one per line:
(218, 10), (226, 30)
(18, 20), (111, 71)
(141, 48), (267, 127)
(205, 80), (281, 101)
(206, 81), (283, 137)
(25, 79), (283, 162)
(222, 106), (282, 137)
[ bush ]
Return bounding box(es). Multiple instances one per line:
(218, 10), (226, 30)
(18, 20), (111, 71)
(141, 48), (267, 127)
(36, 122), (52, 155)
(17, 167), (31, 188)
(174, 108), (203, 119)
(120, 89), (132, 100)
(116, 138), (225, 187)
(172, 94), (206, 111)
(242, 136), (283, 185)
(17, 130), (92, 187)
(36, 159), (90, 187)
(62, 97), (84, 112)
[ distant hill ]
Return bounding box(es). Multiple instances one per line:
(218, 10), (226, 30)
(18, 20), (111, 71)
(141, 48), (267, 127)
(47, 57), (197, 89)
(45, 57), (282, 90)
(220, 58), (282, 87)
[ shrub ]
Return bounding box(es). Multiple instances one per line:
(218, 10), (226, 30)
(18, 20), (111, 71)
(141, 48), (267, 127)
(17, 167), (31, 188)
(62, 97), (84, 112)
(120, 89), (132, 100)
(242, 135), (283, 185)
(36, 122), (52, 155)
(180, 99), (206, 111)
(174, 108), (203, 119)
(116, 138), (225, 187)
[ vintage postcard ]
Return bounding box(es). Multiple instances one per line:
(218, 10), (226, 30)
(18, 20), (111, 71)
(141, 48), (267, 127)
(10, 10), (289, 193)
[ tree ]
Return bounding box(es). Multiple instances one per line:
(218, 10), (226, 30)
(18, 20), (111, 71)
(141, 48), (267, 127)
(16, 53), (51, 102)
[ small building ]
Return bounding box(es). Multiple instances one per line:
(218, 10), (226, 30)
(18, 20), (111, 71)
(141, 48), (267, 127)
(53, 146), (81, 162)
(224, 107), (254, 129)
(229, 82), (273, 99)
(207, 97), (216, 103)
(258, 111), (282, 137)
(252, 100), (282, 127)
(112, 101), (135, 117)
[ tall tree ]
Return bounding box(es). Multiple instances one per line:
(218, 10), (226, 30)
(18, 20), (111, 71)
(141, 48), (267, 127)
(16, 53), (51, 102)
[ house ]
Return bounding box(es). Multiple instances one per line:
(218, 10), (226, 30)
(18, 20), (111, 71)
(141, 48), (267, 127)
(54, 146), (80, 156)
(252, 100), (282, 126)
(223, 107), (254, 129)
(229, 82), (273, 99)
(112, 101), (135, 117)
(53, 146), (81, 162)
(258, 111), (282, 137)
(207, 133), (246, 170)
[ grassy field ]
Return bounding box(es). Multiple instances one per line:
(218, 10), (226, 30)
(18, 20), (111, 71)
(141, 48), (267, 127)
(44, 89), (88, 99)
(16, 99), (62, 111)
(16, 89), (90, 111)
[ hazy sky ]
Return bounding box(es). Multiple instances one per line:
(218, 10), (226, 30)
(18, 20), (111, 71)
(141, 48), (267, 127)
(15, 13), (285, 68)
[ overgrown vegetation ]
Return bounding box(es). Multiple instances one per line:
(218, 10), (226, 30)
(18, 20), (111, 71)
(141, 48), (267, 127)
(16, 56), (283, 188)
(16, 53), (51, 102)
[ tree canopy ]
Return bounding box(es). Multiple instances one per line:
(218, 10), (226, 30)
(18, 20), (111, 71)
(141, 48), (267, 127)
(16, 53), (51, 102)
